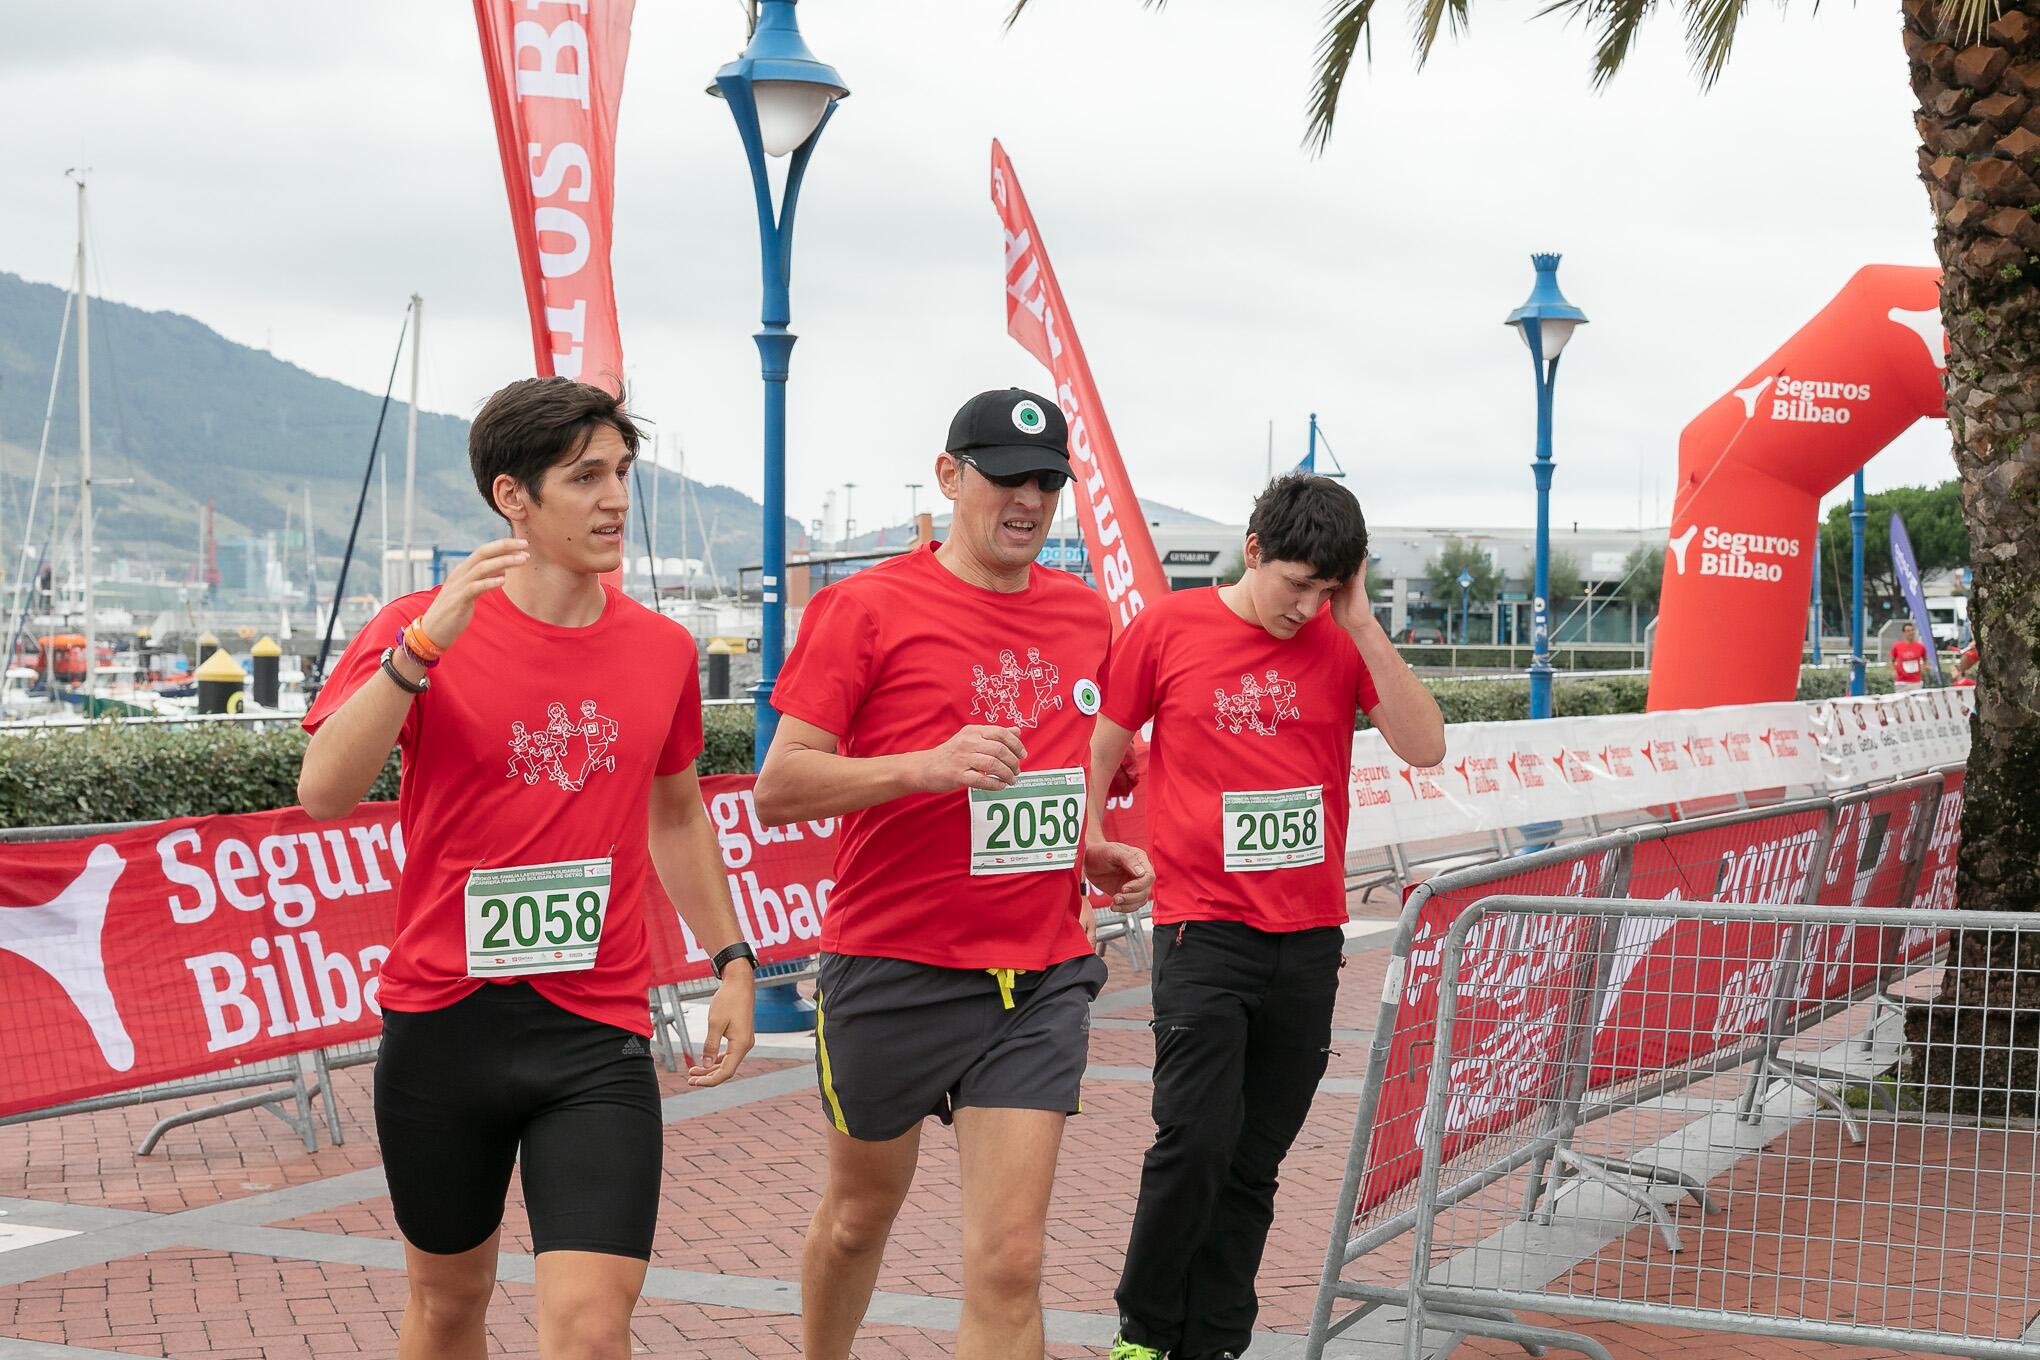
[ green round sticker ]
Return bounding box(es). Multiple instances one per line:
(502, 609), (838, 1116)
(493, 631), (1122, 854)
(1073, 678), (1101, 715)
(1012, 400), (1047, 434)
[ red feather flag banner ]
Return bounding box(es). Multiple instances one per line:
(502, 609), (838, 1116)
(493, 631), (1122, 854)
(990, 139), (1170, 636)
(473, 0), (635, 396)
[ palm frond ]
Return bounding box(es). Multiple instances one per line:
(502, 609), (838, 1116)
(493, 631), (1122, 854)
(1412, 0), (1474, 65)
(1306, 0), (1381, 156)
(1683, 0), (1749, 88)
(1538, 0), (1660, 87)
(1941, 0), (2004, 42)
(1005, 0), (1170, 32)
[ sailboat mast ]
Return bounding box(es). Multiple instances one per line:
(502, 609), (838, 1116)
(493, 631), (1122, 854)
(401, 293), (421, 594)
(73, 173), (94, 705)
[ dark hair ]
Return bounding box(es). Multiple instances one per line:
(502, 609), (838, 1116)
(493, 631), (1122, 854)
(468, 377), (645, 515)
(1247, 473), (1368, 581)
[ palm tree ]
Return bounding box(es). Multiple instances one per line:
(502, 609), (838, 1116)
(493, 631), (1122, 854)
(1008, 0), (2040, 1102)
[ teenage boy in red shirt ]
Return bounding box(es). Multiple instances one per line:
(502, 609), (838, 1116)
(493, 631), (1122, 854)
(754, 388), (1153, 1360)
(1091, 474), (1445, 1360)
(298, 378), (759, 1360)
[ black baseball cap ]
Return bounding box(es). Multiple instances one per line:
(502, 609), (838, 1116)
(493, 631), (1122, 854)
(944, 388), (1070, 478)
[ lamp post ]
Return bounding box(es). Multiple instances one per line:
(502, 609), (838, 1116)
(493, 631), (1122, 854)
(712, 0), (846, 1033)
(1457, 569), (1473, 645)
(1850, 469), (1867, 696)
(711, 0), (848, 769)
(1505, 254), (1587, 720)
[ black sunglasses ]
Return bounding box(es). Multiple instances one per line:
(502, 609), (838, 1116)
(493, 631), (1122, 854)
(958, 457), (1069, 494)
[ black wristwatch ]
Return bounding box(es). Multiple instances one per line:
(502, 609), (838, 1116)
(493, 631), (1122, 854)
(711, 941), (759, 979)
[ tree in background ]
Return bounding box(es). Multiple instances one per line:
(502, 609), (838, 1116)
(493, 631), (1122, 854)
(1546, 550), (1584, 609)
(1424, 537), (1500, 608)
(1815, 480), (1971, 631)
(1617, 543), (1665, 612)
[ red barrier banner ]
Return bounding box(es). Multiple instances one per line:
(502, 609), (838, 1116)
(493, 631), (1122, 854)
(1800, 784), (1936, 1007)
(642, 774), (837, 984)
(473, 0), (634, 393)
(1591, 808), (1830, 1085)
(1356, 847), (1621, 1216)
(1, 778), (841, 1118)
(990, 139), (1168, 635)
(0, 807), (402, 1119)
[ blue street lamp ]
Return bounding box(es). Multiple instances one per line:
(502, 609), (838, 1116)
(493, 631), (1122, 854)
(1457, 569), (1473, 644)
(711, 0), (848, 769)
(1850, 469), (1867, 696)
(1505, 254), (1587, 720)
(712, 1), (846, 1033)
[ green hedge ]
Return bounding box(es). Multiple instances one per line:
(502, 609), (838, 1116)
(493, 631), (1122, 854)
(0, 668), (1900, 829)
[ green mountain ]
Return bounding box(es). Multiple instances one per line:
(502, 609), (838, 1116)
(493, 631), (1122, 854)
(0, 270), (791, 591)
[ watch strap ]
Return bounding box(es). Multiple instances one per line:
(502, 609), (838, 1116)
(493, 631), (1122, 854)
(711, 941), (758, 979)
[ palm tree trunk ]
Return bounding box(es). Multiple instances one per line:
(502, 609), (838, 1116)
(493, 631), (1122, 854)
(1903, 0), (2040, 1114)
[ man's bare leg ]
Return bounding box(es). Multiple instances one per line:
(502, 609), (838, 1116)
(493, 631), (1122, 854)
(954, 1106), (1067, 1360)
(533, 1249), (649, 1359)
(397, 1230), (500, 1360)
(802, 1122), (923, 1360)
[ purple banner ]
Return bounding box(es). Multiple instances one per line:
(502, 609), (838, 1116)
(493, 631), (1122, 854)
(1889, 512), (1942, 682)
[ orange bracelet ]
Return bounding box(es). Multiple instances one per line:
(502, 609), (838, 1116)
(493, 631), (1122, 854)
(402, 620), (444, 662)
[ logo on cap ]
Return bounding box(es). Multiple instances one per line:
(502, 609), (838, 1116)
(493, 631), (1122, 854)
(1072, 677), (1101, 716)
(1012, 399), (1048, 435)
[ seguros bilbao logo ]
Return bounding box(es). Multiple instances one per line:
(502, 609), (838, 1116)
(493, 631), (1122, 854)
(1666, 523), (1801, 583)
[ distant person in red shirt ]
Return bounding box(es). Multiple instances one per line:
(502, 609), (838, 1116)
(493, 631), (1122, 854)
(298, 378), (759, 1359)
(1890, 621), (1928, 690)
(1952, 652), (1977, 688)
(1091, 474), (1445, 1360)
(754, 388), (1152, 1360)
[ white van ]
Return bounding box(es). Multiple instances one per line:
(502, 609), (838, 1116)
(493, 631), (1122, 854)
(1924, 595), (1968, 648)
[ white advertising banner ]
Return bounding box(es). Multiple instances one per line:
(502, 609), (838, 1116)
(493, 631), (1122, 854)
(1810, 689), (1972, 791)
(1345, 698), (1863, 855)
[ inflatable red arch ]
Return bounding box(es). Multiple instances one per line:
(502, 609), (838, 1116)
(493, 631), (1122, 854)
(1646, 265), (1948, 711)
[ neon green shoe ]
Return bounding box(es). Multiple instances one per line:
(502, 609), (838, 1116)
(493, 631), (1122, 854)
(1108, 1337), (1165, 1360)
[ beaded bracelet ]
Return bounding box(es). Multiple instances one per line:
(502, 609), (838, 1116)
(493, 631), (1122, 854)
(398, 620), (443, 669)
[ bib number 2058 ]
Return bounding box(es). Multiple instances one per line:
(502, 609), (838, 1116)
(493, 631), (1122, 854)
(969, 767), (1086, 876)
(1222, 786), (1325, 873)
(465, 858), (611, 977)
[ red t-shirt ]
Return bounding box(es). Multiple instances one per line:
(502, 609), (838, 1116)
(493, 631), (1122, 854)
(1891, 639), (1927, 682)
(303, 585), (701, 1034)
(1102, 587), (1379, 933)
(772, 543), (1111, 971)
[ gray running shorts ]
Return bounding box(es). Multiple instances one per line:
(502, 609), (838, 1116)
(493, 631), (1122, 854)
(812, 951), (1106, 1142)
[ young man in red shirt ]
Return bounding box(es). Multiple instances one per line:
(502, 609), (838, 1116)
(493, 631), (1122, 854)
(753, 388), (1153, 1360)
(298, 378), (759, 1360)
(1890, 621), (1928, 690)
(1091, 474), (1445, 1360)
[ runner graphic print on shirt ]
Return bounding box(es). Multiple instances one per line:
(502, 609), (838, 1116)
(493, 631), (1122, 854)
(505, 700), (622, 792)
(970, 646), (1064, 729)
(1213, 669), (1302, 736)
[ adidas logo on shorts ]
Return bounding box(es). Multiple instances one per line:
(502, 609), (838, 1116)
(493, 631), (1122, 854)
(620, 1035), (646, 1056)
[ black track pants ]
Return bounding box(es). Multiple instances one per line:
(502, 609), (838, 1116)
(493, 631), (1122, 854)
(1114, 919), (1342, 1359)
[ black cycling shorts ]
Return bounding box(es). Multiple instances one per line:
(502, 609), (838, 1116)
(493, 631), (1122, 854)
(374, 982), (662, 1259)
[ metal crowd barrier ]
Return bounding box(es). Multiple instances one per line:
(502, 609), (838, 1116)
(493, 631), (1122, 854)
(1407, 895), (2036, 1360)
(1304, 767), (1971, 1360)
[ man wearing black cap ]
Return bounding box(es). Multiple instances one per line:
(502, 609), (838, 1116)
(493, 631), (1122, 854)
(754, 388), (1153, 1360)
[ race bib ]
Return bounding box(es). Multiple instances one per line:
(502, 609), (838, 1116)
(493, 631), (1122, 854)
(465, 857), (611, 978)
(968, 767), (1086, 877)
(1223, 786), (1326, 873)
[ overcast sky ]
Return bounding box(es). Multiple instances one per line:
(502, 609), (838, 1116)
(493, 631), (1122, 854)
(0, 0), (1954, 540)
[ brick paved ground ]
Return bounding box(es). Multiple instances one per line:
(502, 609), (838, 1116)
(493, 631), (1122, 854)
(0, 917), (2026, 1359)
